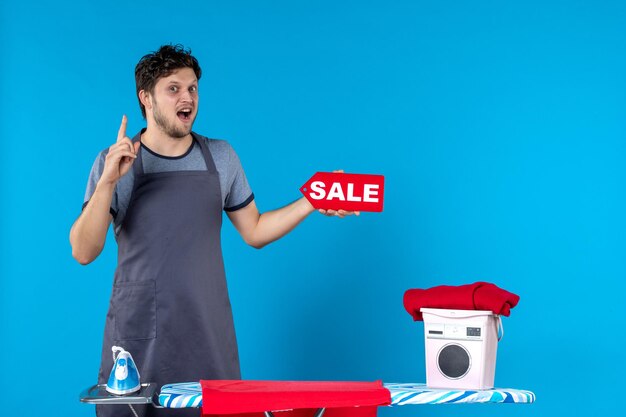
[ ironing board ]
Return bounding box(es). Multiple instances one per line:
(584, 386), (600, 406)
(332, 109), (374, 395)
(157, 382), (535, 408)
(81, 380), (535, 415)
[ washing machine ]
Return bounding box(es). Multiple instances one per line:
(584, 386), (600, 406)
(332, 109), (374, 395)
(421, 308), (502, 390)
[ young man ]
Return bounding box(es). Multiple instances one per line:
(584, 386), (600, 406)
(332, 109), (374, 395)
(70, 45), (356, 417)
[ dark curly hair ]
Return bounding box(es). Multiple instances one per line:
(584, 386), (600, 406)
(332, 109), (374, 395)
(135, 44), (202, 118)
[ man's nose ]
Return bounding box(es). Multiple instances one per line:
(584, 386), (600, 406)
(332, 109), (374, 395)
(180, 90), (194, 102)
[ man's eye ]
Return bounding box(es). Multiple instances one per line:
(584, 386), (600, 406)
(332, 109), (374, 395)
(189, 86), (197, 93)
(169, 86), (178, 92)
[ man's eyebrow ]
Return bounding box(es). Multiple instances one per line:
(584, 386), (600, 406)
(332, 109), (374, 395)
(167, 79), (198, 85)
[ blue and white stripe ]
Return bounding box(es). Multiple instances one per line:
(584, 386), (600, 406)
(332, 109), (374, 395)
(157, 382), (535, 408)
(158, 382), (203, 408)
(384, 383), (535, 405)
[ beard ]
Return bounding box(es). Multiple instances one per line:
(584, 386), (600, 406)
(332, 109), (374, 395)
(151, 98), (195, 139)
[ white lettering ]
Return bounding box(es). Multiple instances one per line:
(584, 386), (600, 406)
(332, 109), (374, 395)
(363, 184), (379, 202)
(309, 181), (326, 200)
(346, 183), (362, 202)
(327, 182), (345, 201)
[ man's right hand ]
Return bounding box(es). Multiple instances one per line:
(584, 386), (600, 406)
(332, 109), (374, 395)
(99, 115), (141, 186)
(70, 115), (139, 264)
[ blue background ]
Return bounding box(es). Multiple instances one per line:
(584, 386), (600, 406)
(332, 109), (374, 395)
(1, 1), (624, 416)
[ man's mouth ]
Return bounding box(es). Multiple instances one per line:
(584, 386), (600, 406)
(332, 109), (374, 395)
(177, 108), (193, 122)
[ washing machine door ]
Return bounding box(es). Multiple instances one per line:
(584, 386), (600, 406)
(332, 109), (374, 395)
(437, 343), (471, 379)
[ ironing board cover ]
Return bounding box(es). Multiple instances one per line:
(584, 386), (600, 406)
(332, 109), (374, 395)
(200, 380), (391, 416)
(160, 382), (203, 408)
(158, 382), (535, 409)
(385, 383), (535, 404)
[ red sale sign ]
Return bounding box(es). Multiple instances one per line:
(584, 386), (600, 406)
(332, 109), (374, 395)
(300, 172), (385, 212)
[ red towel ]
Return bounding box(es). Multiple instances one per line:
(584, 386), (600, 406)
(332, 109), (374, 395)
(403, 282), (520, 321)
(200, 380), (391, 417)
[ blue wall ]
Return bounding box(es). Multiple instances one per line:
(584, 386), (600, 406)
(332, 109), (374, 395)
(1, 1), (624, 416)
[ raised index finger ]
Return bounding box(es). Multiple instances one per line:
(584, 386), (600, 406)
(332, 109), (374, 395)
(117, 115), (128, 142)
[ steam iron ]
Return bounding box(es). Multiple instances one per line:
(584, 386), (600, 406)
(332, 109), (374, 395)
(105, 346), (141, 395)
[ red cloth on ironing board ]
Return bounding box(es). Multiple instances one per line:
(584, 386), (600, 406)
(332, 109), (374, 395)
(403, 281), (520, 321)
(200, 380), (391, 417)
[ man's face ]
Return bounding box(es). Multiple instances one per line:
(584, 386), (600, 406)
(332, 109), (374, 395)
(147, 67), (199, 138)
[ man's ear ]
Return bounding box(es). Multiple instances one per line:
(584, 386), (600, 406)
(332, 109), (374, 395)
(139, 90), (152, 111)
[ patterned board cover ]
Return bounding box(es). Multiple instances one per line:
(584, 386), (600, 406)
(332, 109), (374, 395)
(159, 382), (203, 408)
(158, 382), (535, 408)
(385, 383), (535, 405)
